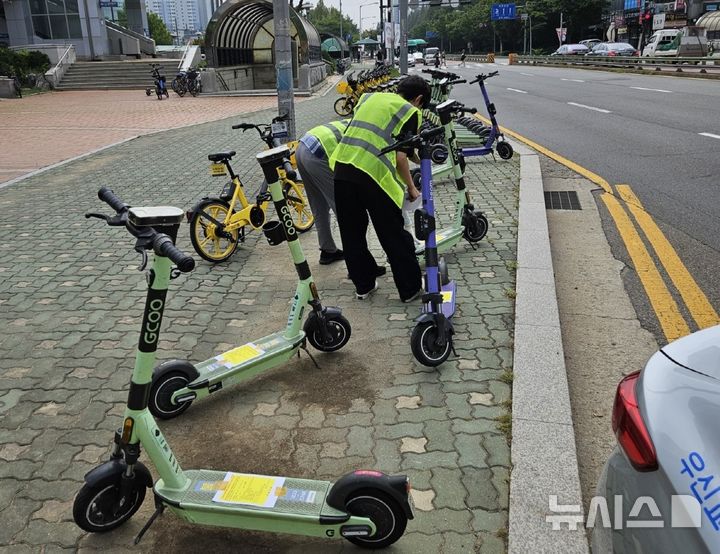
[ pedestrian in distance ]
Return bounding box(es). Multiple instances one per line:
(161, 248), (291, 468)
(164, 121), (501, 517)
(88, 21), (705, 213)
(434, 51), (440, 68)
(295, 120), (349, 265)
(460, 49), (467, 67)
(441, 51), (447, 67)
(330, 75), (431, 303)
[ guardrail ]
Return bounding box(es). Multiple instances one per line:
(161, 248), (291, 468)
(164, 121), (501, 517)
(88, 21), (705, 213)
(45, 44), (75, 88)
(445, 53), (495, 63)
(516, 54), (720, 74)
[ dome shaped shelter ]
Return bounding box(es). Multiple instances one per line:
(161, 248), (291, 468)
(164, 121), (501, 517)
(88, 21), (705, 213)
(204, 0), (323, 90)
(697, 10), (720, 42)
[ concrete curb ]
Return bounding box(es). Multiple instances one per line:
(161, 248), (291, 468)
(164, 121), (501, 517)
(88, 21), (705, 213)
(508, 143), (589, 553)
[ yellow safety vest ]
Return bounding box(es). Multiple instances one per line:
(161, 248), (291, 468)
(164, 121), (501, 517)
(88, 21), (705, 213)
(309, 119), (349, 158)
(330, 93), (420, 208)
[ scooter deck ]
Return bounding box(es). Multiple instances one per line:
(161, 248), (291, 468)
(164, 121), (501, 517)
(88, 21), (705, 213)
(415, 226), (464, 256)
(195, 331), (303, 379)
(157, 469), (335, 516)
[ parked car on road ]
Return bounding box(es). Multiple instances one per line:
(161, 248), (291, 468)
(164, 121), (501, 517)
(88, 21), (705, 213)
(592, 325), (720, 553)
(412, 52), (424, 64)
(552, 44), (591, 56)
(580, 39), (602, 50)
(588, 42), (639, 57)
(642, 29), (681, 57)
(407, 54), (416, 67)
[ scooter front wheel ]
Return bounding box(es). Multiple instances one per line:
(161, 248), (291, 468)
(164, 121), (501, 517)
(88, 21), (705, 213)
(496, 141), (514, 160)
(304, 313), (351, 352)
(411, 321), (452, 367)
(462, 211), (488, 243)
(73, 473), (146, 533)
(149, 370), (194, 419)
(344, 490), (408, 549)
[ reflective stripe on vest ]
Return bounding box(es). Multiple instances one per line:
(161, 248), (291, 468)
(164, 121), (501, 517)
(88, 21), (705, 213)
(330, 93), (420, 208)
(309, 119), (347, 159)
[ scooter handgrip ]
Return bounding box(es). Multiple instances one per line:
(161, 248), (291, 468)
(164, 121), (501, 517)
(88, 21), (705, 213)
(153, 235), (195, 273)
(232, 123), (253, 130)
(449, 79), (467, 85)
(98, 187), (129, 213)
(461, 106), (477, 114)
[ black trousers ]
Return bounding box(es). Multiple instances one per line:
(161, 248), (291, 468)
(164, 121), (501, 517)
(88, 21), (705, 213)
(334, 171), (421, 300)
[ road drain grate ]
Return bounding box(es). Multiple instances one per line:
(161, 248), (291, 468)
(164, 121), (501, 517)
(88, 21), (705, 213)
(545, 191), (581, 210)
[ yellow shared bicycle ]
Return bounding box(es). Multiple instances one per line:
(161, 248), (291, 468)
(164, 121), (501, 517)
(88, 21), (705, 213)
(187, 148), (313, 262)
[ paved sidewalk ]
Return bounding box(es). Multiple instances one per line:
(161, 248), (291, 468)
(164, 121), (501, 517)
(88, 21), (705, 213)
(0, 90), (518, 552)
(0, 90), (309, 184)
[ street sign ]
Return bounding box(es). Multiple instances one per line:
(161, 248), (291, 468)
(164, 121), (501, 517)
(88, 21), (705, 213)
(653, 13), (666, 30)
(555, 27), (567, 42)
(99, 1), (119, 6)
(425, 31), (439, 38)
(520, 13), (528, 21)
(491, 3), (516, 21)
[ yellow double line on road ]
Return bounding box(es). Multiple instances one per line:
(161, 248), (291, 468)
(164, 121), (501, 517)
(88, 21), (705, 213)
(476, 115), (719, 341)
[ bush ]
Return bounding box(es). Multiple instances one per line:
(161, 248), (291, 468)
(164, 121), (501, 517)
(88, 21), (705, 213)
(0, 47), (51, 79)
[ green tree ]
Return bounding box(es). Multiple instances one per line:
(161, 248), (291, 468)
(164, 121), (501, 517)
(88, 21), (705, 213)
(148, 11), (173, 45)
(306, 0), (360, 42)
(116, 8), (128, 27)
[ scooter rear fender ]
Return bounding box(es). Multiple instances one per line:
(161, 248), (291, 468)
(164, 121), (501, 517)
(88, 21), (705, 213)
(83, 459), (154, 489)
(326, 471), (414, 520)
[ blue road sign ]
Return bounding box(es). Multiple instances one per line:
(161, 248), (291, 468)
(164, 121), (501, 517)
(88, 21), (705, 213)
(491, 3), (516, 20)
(99, 1), (119, 6)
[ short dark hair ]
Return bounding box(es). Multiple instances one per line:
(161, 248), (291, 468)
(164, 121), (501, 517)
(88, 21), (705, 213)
(397, 75), (431, 105)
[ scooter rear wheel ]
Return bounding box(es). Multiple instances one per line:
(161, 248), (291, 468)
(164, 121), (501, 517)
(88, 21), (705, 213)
(344, 490), (407, 549)
(304, 313), (351, 352)
(411, 321), (452, 367)
(73, 473), (146, 533)
(149, 370), (194, 419)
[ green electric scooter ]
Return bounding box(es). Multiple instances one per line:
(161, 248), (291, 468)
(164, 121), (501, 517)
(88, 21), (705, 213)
(145, 148), (352, 420)
(73, 155), (413, 548)
(411, 98), (489, 257)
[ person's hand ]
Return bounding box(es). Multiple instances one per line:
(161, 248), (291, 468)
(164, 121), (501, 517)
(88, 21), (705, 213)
(407, 185), (420, 201)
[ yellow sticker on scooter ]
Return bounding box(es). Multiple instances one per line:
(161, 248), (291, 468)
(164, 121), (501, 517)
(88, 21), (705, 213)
(220, 343), (263, 365)
(216, 474), (277, 506)
(436, 234), (445, 242)
(441, 290), (453, 303)
(210, 163), (226, 176)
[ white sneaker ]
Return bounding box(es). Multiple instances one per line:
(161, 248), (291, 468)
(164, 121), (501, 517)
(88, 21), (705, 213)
(356, 281), (379, 300)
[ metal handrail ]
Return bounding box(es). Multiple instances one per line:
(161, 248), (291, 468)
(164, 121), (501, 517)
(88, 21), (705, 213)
(44, 44), (76, 88)
(178, 39), (194, 70)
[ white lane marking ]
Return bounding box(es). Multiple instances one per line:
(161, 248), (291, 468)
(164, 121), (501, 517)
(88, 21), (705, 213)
(630, 86), (672, 93)
(520, 72), (535, 76)
(561, 78), (585, 82)
(567, 102), (611, 114)
(507, 88), (528, 94)
(699, 132), (720, 140)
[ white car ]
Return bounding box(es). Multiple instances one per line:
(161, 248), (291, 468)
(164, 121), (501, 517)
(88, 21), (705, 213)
(412, 52), (424, 64)
(424, 47), (439, 65)
(407, 54), (416, 67)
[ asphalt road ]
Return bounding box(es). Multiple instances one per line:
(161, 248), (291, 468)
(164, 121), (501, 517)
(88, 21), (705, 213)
(437, 62), (720, 342)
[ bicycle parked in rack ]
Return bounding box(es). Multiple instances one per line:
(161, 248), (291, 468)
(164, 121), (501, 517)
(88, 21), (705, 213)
(171, 67), (201, 97)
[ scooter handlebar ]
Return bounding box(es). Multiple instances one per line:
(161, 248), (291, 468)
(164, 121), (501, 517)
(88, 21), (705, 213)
(470, 71), (499, 84)
(98, 187), (129, 213)
(232, 123), (256, 130)
(378, 126), (445, 155)
(448, 79), (467, 85)
(460, 106), (477, 114)
(153, 234), (195, 273)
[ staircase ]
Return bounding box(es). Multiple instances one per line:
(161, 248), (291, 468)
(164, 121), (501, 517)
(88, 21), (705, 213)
(55, 60), (178, 91)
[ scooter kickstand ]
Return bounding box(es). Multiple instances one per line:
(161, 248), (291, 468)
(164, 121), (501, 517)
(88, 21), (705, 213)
(299, 344), (321, 369)
(134, 496), (165, 545)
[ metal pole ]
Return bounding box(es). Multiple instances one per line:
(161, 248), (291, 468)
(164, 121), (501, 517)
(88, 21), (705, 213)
(82, 0), (96, 59)
(559, 12), (563, 46)
(529, 14), (532, 53)
(379, 0), (384, 61)
(399, 0), (407, 74)
(273, 0), (296, 140)
(340, 0), (343, 41)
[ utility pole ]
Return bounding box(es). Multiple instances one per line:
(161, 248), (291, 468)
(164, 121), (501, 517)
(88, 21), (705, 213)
(559, 11), (563, 46)
(399, 0), (407, 74)
(273, 0), (296, 140)
(340, 0), (343, 41)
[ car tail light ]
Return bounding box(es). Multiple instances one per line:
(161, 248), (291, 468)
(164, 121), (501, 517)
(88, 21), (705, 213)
(608, 51), (617, 56)
(612, 371), (658, 471)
